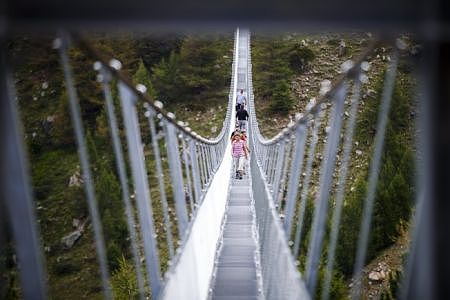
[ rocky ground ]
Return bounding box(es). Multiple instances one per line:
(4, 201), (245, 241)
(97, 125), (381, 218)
(253, 31), (418, 299)
(351, 228), (410, 299)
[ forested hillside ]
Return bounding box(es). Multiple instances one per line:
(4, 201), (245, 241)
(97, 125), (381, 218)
(2, 32), (232, 299)
(251, 31), (418, 299)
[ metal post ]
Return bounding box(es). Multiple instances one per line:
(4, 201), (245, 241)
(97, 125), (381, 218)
(180, 135), (195, 214)
(189, 139), (202, 204)
(306, 82), (347, 295)
(272, 140), (285, 201)
(119, 82), (161, 297)
(352, 53), (398, 299)
(322, 76), (362, 300)
(278, 137), (293, 209)
(293, 110), (324, 258)
(284, 123), (308, 236)
(1, 38), (47, 300)
(197, 142), (206, 188)
(57, 34), (111, 299)
(100, 66), (145, 299)
(164, 120), (189, 238)
(146, 108), (174, 259)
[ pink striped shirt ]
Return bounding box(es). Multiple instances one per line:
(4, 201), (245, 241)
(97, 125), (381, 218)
(232, 140), (245, 157)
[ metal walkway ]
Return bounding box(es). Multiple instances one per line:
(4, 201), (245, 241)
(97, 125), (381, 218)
(210, 171), (262, 300)
(209, 28), (262, 300)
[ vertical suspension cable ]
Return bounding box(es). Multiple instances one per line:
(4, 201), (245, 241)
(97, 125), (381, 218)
(400, 53), (433, 300)
(351, 53), (398, 299)
(197, 142), (206, 188)
(305, 82), (347, 295)
(284, 123), (308, 236)
(189, 138), (202, 204)
(145, 107), (175, 259)
(277, 137), (292, 210)
(1, 43), (48, 300)
(180, 135), (195, 215)
(292, 110), (323, 257)
(57, 34), (112, 300)
(269, 144), (280, 186)
(164, 120), (189, 239)
(99, 66), (145, 299)
(322, 76), (362, 300)
(119, 82), (161, 297)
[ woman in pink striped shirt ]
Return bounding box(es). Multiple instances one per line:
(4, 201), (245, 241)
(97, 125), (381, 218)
(231, 134), (247, 179)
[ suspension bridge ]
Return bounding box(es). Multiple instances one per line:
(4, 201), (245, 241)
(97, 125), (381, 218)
(0, 23), (446, 300)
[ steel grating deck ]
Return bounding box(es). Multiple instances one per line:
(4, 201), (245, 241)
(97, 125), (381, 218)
(209, 173), (262, 300)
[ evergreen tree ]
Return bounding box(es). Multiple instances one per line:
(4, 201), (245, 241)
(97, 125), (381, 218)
(178, 36), (223, 95)
(151, 51), (182, 104)
(137, 34), (183, 71)
(110, 255), (139, 299)
(133, 59), (156, 98)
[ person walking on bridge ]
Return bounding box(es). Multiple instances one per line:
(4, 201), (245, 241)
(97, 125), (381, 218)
(236, 89), (246, 111)
(236, 105), (249, 132)
(231, 133), (247, 179)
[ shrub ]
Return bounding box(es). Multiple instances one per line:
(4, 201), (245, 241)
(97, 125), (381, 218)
(288, 44), (316, 73)
(110, 255), (139, 299)
(269, 80), (293, 114)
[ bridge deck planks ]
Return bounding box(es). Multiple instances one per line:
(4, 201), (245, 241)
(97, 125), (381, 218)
(210, 174), (261, 300)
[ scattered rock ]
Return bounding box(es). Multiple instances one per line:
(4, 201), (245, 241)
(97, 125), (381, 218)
(355, 149), (363, 156)
(61, 218), (88, 249)
(368, 270), (387, 282)
(42, 81), (49, 90)
(211, 126), (217, 133)
(72, 218), (81, 228)
(61, 230), (82, 249)
(68, 169), (83, 187)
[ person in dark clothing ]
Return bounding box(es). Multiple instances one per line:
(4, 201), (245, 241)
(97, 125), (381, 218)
(236, 105), (249, 131)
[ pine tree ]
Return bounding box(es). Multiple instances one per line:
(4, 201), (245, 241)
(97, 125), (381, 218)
(110, 255), (139, 299)
(133, 59), (156, 99)
(178, 36), (222, 95)
(151, 51), (182, 104)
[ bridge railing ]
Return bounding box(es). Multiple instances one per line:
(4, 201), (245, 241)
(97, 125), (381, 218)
(246, 30), (418, 299)
(1, 30), (236, 299)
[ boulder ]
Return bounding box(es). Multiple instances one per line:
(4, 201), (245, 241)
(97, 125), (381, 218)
(368, 270), (386, 282)
(61, 230), (82, 249)
(61, 218), (88, 249)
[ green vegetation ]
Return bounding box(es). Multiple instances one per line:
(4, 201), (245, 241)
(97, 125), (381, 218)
(251, 35), (316, 116)
(3, 32), (232, 299)
(335, 69), (415, 278)
(110, 255), (139, 299)
(251, 32), (417, 298)
(251, 36), (296, 114)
